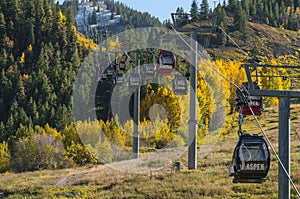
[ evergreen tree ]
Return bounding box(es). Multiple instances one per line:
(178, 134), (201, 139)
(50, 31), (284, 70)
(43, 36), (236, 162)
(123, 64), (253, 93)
(200, 0), (210, 15)
(228, 0), (238, 12)
(233, 3), (249, 43)
(176, 7), (189, 26)
(190, 0), (199, 21)
(241, 0), (250, 15)
(110, 6), (115, 20)
(250, 0), (257, 17)
(216, 4), (227, 28)
(217, 22), (228, 46)
(0, 0), (97, 144)
(274, 2), (280, 22)
(0, 12), (5, 39)
(234, 3), (243, 29)
(223, 0), (226, 7)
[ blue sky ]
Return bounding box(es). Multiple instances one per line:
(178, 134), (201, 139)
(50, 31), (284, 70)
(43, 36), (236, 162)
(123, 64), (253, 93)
(58, 0), (217, 22)
(115, 0), (195, 22)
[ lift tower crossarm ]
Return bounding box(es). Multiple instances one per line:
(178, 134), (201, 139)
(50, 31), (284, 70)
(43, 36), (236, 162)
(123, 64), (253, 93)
(244, 63), (300, 199)
(244, 64), (300, 97)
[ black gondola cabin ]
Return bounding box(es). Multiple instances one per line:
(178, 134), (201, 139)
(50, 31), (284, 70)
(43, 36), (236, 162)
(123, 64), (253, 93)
(229, 134), (270, 183)
(102, 29), (107, 38)
(106, 66), (115, 77)
(115, 73), (124, 84)
(119, 61), (126, 70)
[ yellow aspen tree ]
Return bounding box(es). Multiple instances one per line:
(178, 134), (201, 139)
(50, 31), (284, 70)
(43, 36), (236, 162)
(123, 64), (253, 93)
(19, 52), (25, 64)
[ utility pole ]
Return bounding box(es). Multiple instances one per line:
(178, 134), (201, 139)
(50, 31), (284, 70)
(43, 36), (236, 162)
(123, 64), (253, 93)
(132, 50), (140, 159)
(279, 97), (290, 199)
(188, 30), (198, 169)
(127, 48), (158, 159)
(171, 13), (215, 170)
(244, 64), (300, 199)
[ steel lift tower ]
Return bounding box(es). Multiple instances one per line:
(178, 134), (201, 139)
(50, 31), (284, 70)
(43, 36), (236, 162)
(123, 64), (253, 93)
(244, 64), (300, 199)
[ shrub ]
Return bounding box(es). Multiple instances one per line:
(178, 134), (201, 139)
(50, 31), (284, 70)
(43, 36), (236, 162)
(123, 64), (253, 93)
(64, 141), (96, 165)
(0, 141), (10, 173)
(10, 134), (73, 173)
(167, 135), (185, 148)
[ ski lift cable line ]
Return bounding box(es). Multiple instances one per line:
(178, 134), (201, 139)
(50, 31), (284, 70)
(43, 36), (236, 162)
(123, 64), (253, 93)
(170, 24), (255, 109)
(124, 51), (135, 62)
(170, 24), (300, 197)
(248, 103), (300, 197)
(217, 26), (250, 58)
(170, 24), (241, 91)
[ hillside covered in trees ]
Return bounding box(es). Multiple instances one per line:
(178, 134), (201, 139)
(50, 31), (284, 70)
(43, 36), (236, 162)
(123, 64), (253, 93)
(62, 0), (162, 39)
(103, 0), (161, 27)
(173, 0), (300, 31)
(0, 0), (299, 176)
(0, 0), (97, 172)
(169, 0), (299, 62)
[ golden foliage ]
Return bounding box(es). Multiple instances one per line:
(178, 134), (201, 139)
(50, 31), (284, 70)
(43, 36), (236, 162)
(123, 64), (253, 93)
(280, 24), (285, 29)
(19, 52), (25, 64)
(109, 36), (121, 51)
(214, 59), (247, 113)
(101, 46), (107, 52)
(140, 85), (181, 131)
(77, 33), (97, 50)
(257, 59), (290, 105)
(71, 25), (77, 33)
(34, 124), (62, 140)
(58, 10), (66, 30)
(22, 74), (30, 81)
(0, 141), (10, 173)
(28, 44), (33, 52)
(4, 36), (14, 48)
(7, 65), (13, 74)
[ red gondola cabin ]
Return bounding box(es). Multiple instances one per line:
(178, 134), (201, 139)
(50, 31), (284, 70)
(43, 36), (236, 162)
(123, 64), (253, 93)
(238, 82), (264, 116)
(156, 50), (176, 75)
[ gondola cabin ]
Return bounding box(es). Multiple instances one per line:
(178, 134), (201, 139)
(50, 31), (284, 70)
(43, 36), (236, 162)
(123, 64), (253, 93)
(97, 68), (107, 82)
(129, 73), (141, 88)
(102, 29), (107, 38)
(145, 63), (156, 75)
(156, 50), (176, 75)
(119, 61), (126, 71)
(229, 134), (270, 183)
(106, 66), (115, 77)
(172, 75), (188, 95)
(115, 73), (124, 84)
(237, 82), (264, 116)
(99, 74), (107, 83)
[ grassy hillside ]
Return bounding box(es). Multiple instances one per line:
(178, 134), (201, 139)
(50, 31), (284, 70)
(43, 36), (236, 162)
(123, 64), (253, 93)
(1, 105), (300, 198)
(207, 22), (300, 63)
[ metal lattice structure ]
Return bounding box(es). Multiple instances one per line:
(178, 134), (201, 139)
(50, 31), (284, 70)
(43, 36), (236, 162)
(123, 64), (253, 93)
(244, 63), (300, 199)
